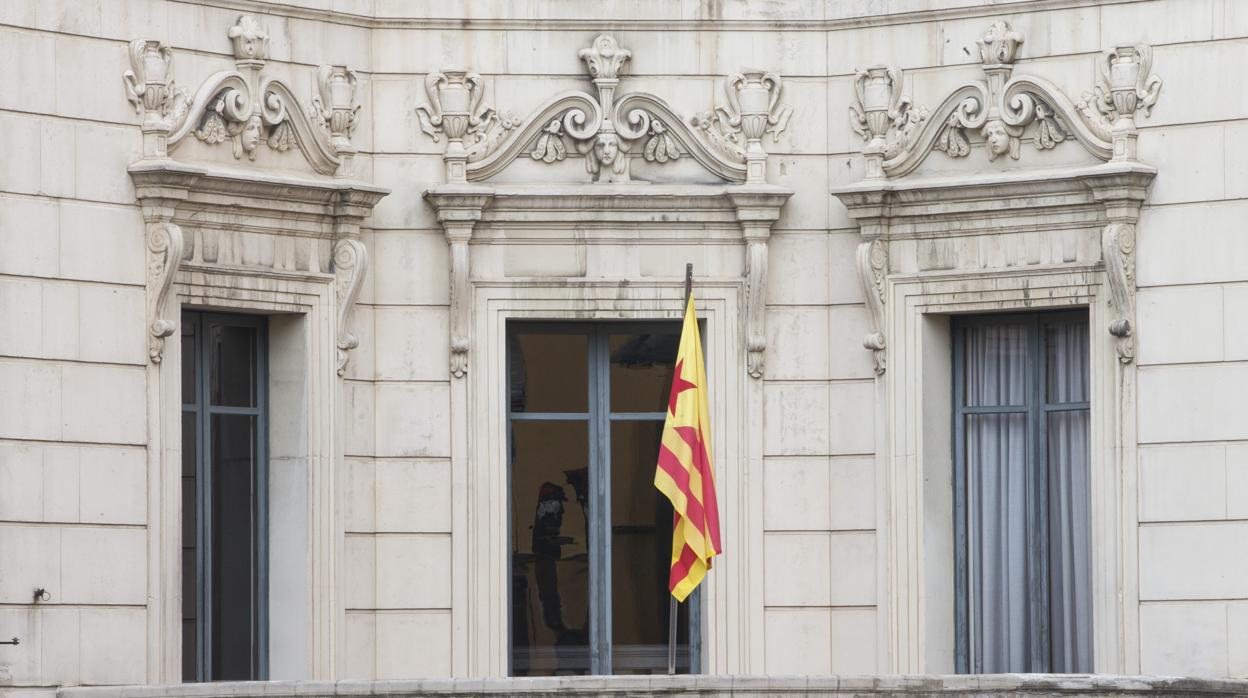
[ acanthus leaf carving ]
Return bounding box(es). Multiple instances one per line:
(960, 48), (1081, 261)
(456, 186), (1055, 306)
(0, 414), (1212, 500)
(1102, 222), (1137, 363)
(129, 14), (358, 176)
(856, 239), (888, 375)
(146, 221), (184, 364)
(333, 237), (369, 377)
(853, 20), (1161, 177)
(418, 34), (787, 185)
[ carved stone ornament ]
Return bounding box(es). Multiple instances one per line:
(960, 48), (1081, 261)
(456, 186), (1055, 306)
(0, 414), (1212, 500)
(418, 34), (790, 184)
(856, 239), (888, 374)
(850, 20), (1163, 179)
(146, 221), (184, 363)
(123, 14), (362, 176)
(333, 238), (369, 376)
(1102, 222), (1137, 363)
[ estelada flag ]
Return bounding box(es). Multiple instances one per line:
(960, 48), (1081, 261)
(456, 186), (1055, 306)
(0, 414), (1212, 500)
(654, 291), (722, 602)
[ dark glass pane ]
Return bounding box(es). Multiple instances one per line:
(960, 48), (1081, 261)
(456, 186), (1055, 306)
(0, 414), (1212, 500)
(965, 412), (1039, 673)
(1046, 409), (1092, 672)
(210, 324), (258, 408)
(609, 331), (680, 414)
(181, 317), (196, 405)
(180, 410), (198, 682)
(610, 420), (690, 674)
(961, 323), (1028, 407)
(211, 413), (258, 681)
(509, 332), (589, 414)
(1044, 321), (1090, 404)
(510, 420), (590, 676)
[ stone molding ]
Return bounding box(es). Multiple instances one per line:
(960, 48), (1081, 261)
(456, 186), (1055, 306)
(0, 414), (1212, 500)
(124, 14), (362, 177)
(416, 34), (791, 185)
(54, 674), (1248, 697)
(425, 183), (790, 380)
(128, 159), (387, 369)
(849, 20), (1162, 179)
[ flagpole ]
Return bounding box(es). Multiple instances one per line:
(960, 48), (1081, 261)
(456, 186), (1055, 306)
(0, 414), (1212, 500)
(668, 262), (693, 676)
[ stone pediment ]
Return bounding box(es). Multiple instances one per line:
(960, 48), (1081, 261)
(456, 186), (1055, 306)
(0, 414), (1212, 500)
(848, 20), (1161, 180)
(416, 34), (792, 187)
(124, 14), (363, 179)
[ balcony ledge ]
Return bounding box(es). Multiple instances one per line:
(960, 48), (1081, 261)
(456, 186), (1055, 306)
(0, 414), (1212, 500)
(57, 674), (1248, 697)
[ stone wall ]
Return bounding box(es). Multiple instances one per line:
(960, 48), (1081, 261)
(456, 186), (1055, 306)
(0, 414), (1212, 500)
(1, 0), (1246, 693)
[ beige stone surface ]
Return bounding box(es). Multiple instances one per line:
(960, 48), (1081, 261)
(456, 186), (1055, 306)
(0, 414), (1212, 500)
(1, 0), (1246, 689)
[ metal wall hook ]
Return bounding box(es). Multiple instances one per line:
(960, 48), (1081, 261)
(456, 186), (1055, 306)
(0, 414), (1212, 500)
(0, 638), (18, 646)
(32, 588), (49, 603)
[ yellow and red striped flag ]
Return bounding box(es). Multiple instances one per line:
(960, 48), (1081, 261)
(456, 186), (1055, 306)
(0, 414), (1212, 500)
(654, 292), (722, 602)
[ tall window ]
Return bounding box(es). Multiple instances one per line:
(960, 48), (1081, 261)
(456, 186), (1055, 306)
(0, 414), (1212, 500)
(953, 311), (1092, 673)
(181, 312), (269, 682)
(508, 322), (700, 676)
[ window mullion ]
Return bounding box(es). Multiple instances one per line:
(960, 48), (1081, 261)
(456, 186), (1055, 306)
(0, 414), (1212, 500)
(197, 315), (213, 682)
(1030, 315), (1051, 672)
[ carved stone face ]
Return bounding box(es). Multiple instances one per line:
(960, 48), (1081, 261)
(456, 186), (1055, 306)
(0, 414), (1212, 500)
(240, 115), (262, 157)
(983, 120), (1011, 159)
(595, 133), (619, 165)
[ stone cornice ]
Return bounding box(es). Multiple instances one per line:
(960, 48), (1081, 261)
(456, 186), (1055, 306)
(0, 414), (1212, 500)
(183, 0), (1128, 33)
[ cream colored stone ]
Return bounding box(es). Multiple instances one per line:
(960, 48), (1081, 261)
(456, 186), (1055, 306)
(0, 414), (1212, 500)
(344, 381), (376, 458)
(59, 364), (145, 444)
(345, 457), (376, 533)
(78, 608), (146, 685)
(1222, 284), (1248, 361)
(1137, 201), (1248, 287)
(58, 202), (145, 285)
(763, 458), (831, 531)
(344, 611), (377, 679)
(763, 608), (832, 674)
(763, 532), (830, 606)
(1139, 444), (1227, 522)
(373, 308), (450, 381)
(828, 531), (876, 606)
(1137, 125), (1224, 205)
(375, 459), (451, 533)
(0, 443), (44, 522)
(0, 526), (59, 604)
(1139, 601), (1227, 677)
(0, 113), (43, 196)
(827, 381), (874, 455)
(1137, 285), (1223, 365)
(1139, 364), (1248, 443)
(73, 124), (139, 204)
(829, 607), (878, 673)
(1139, 522), (1248, 600)
(77, 446), (145, 525)
(374, 611), (452, 679)
(77, 284), (145, 365)
(60, 527), (146, 604)
(766, 233), (831, 306)
(1226, 444), (1248, 520)
(1230, 602), (1248, 678)
(39, 607), (80, 685)
(370, 231), (450, 305)
(55, 36), (135, 125)
(375, 534), (451, 609)
(375, 383), (451, 458)
(0, 361), (61, 441)
(763, 383), (830, 456)
(344, 534), (376, 610)
(765, 307), (830, 380)
(828, 456), (875, 531)
(0, 194), (59, 279)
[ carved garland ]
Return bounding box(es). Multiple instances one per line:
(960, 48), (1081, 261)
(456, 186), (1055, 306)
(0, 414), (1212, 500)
(415, 34), (792, 185)
(849, 20), (1162, 369)
(123, 14), (362, 176)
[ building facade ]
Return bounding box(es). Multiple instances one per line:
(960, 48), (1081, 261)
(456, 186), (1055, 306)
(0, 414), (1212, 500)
(1, 0), (1247, 694)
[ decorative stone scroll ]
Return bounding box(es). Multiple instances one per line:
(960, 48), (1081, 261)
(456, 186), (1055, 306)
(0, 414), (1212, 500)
(145, 220), (184, 363)
(124, 14), (362, 177)
(845, 20), (1162, 368)
(849, 20), (1162, 179)
(416, 34), (791, 185)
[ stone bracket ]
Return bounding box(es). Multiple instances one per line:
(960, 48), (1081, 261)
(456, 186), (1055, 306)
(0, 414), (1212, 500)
(857, 239), (888, 374)
(333, 238), (369, 376)
(146, 220), (185, 363)
(424, 187), (493, 378)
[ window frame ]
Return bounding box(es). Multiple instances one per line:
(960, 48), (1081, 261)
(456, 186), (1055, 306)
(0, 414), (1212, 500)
(951, 310), (1090, 674)
(505, 320), (703, 676)
(181, 310), (270, 682)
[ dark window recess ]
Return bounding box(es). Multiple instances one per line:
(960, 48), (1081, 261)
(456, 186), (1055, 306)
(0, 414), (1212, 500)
(181, 312), (268, 682)
(508, 323), (699, 677)
(953, 311), (1092, 674)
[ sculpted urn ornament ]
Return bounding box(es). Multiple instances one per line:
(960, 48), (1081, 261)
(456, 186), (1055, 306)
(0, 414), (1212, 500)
(417, 33), (791, 184)
(847, 19), (1163, 370)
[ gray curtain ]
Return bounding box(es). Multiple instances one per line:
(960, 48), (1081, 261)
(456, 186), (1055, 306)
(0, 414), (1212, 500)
(1045, 323), (1092, 673)
(964, 320), (1091, 673)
